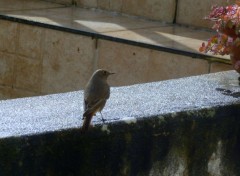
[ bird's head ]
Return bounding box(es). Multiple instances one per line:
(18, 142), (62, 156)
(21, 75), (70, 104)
(93, 69), (115, 80)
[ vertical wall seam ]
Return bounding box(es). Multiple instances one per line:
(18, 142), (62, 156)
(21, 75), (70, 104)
(208, 61), (212, 73)
(173, 0), (179, 24)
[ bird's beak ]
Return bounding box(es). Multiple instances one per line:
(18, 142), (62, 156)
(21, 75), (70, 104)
(109, 72), (115, 75)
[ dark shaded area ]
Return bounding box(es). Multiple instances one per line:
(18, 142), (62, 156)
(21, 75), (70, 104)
(0, 104), (240, 176)
(216, 88), (240, 98)
(215, 75), (240, 98)
(173, 0), (179, 24)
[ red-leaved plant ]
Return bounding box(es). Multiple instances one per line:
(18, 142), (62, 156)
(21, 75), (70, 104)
(199, 0), (240, 55)
(199, 0), (240, 72)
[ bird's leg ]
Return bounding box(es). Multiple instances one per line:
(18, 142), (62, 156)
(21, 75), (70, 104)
(100, 111), (106, 123)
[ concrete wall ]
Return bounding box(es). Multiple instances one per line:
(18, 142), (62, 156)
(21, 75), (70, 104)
(2, 108), (240, 176)
(0, 19), (95, 99)
(0, 19), (232, 99)
(0, 71), (240, 175)
(76, 0), (176, 23)
(176, 0), (236, 28)
(55, 0), (237, 28)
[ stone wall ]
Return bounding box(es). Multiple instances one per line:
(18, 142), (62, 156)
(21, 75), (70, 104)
(0, 19), (95, 99)
(67, 0), (177, 23)
(0, 71), (239, 175)
(0, 19), (232, 99)
(70, 0), (236, 28)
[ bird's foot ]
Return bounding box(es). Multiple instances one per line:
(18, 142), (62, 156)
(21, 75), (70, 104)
(101, 118), (106, 123)
(99, 112), (106, 123)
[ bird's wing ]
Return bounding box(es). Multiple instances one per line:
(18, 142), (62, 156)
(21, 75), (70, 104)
(83, 98), (106, 117)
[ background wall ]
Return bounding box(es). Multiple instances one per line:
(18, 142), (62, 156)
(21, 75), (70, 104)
(0, 19), (232, 100)
(73, 0), (236, 28)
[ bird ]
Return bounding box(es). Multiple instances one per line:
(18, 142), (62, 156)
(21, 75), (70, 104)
(82, 69), (115, 131)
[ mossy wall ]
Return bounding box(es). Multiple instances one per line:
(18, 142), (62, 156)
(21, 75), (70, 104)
(0, 104), (239, 176)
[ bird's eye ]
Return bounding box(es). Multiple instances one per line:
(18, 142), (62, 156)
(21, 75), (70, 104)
(103, 71), (107, 75)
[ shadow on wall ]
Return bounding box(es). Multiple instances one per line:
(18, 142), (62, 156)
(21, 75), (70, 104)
(216, 77), (240, 98)
(0, 5), (213, 53)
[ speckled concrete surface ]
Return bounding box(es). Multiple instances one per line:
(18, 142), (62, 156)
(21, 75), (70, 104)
(0, 70), (239, 138)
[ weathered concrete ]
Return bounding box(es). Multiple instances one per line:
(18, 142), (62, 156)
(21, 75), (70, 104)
(0, 71), (240, 175)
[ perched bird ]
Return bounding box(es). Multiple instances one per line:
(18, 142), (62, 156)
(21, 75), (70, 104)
(82, 69), (115, 131)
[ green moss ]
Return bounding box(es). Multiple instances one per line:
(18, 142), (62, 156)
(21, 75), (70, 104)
(125, 132), (132, 144)
(186, 108), (216, 119)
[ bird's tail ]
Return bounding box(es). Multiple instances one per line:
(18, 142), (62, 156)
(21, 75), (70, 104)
(81, 114), (93, 132)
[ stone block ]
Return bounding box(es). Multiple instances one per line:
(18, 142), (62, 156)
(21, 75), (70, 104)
(45, 0), (72, 5)
(0, 52), (15, 86)
(11, 88), (40, 99)
(76, 0), (97, 8)
(14, 56), (42, 92)
(176, 0), (236, 28)
(122, 0), (176, 22)
(42, 29), (95, 94)
(0, 85), (12, 100)
(147, 50), (209, 81)
(98, 0), (110, 10)
(110, 0), (123, 12)
(0, 20), (18, 53)
(210, 62), (233, 73)
(17, 24), (45, 60)
(0, 0), (65, 11)
(98, 40), (151, 86)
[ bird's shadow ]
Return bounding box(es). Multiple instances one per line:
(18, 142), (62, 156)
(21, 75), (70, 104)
(216, 76), (240, 98)
(216, 88), (240, 98)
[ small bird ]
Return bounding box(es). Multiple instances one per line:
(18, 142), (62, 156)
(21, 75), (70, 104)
(82, 69), (115, 131)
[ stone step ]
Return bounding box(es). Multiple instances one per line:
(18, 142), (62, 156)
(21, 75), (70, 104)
(0, 70), (239, 175)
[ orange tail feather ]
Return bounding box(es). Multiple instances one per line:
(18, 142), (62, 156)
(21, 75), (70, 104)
(81, 114), (93, 132)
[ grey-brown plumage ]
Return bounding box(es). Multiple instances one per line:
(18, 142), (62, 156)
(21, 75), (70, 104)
(82, 69), (114, 131)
